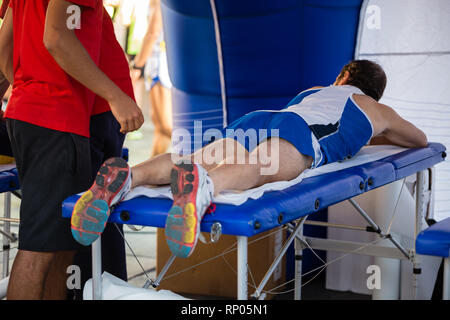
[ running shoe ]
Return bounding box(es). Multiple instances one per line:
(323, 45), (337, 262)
(71, 157), (131, 246)
(165, 161), (214, 258)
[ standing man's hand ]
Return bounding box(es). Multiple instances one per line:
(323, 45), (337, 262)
(109, 91), (144, 134)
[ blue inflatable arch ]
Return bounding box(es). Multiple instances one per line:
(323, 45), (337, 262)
(161, 0), (363, 151)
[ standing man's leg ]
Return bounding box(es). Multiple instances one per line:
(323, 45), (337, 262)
(6, 119), (91, 300)
(7, 251), (55, 299)
(43, 251), (76, 299)
(8, 250), (76, 300)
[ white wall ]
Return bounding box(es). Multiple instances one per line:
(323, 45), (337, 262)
(356, 0), (450, 221)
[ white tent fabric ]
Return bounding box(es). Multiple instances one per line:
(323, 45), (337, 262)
(326, 0), (449, 299)
(357, 0), (450, 221)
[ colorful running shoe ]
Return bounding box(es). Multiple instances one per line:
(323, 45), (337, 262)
(165, 162), (214, 258)
(71, 157), (131, 246)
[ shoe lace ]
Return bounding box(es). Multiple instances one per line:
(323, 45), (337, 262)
(205, 203), (216, 215)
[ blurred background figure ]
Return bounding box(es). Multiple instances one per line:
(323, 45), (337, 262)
(107, 0), (172, 156)
(129, 0), (173, 156)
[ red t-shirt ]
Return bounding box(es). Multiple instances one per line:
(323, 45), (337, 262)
(5, 0), (103, 137)
(92, 9), (135, 115)
(0, 0), (9, 19)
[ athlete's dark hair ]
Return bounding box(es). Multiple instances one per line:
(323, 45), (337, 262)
(338, 60), (387, 101)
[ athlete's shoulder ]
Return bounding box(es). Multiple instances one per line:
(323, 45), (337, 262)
(352, 94), (394, 134)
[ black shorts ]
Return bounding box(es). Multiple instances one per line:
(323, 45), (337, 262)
(6, 119), (92, 252)
(0, 120), (12, 157)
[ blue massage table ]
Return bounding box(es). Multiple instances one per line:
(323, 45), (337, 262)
(62, 143), (446, 300)
(0, 168), (19, 194)
(0, 167), (20, 281)
(416, 217), (450, 299)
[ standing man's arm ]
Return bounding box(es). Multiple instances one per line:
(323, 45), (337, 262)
(44, 0), (144, 133)
(0, 6), (13, 120)
(131, 0), (162, 79)
(0, 74), (9, 101)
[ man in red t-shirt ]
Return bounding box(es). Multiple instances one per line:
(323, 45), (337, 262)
(0, 0), (143, 300)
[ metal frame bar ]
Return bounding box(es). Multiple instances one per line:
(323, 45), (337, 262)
(92, 237), (102, 300)
(304, 220), (367, 231)
(444, 257), (450, 300)
(149, 254), (176, 288)
(237, 236), (248, 300)
(413, 170), (426, 299)
(304, 237), (411, 260)
(2, 192), (11, 280)
(294, 220), (305, 300)
(250, 217), (307, 299)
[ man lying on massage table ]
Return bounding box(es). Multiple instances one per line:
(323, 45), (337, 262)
(71, 59), (428, 259)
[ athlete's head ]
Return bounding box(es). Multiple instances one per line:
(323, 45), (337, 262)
(334, 60), (387, 101)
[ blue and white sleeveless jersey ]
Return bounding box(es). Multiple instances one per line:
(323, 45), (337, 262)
(282, 85), (374, 167)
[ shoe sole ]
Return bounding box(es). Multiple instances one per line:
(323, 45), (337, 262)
(71, 157), (129, 246)
(165, 161), (199, 258)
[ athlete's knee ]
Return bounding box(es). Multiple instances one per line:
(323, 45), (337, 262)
(251, 139), (281, 176)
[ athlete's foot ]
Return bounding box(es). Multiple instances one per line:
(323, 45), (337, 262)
(71, 157), (131, 246)
(165, 161), (214, 258)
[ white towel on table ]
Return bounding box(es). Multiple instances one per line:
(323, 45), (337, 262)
(123, 145), (407, 206)
(0, 164), (16, 172)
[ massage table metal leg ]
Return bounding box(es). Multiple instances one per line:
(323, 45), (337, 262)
(424, 167), (436, 224)
(444, 257), (450, 300)
(237, 236), (248, 300)
(149, 254), (176, 288)
(251, 217), (307, 300)
(294, 218), (306, 300)
(92, 236), (102, 300)
(349, 198), (411, 260)
(2, 192), (11, 279)
(413, 170), (427, 299)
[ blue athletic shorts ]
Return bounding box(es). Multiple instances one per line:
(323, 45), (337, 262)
(222, 110), (317, 163)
